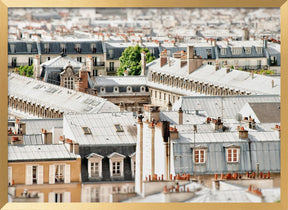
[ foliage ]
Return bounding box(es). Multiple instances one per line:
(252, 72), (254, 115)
(16, 64), (34, 77)
(117, 45), (155, 76)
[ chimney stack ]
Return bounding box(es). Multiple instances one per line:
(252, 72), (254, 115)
(272, 80), (274, 88)
(160, 49), (168, 67)
(42, 129), (53, 144)
(141, 51), (146, 76)
(215, 61), (220, 71)
(167, 101), (172, 111)
(214, 117), (223, 130)
(33, 55), (41, 79)
(119, 101), (125, 112)
(144, 105), (160, 122)
(187, 45), (203, 74)
(178, 107), (183, 125)
(239, 127), (248, 139)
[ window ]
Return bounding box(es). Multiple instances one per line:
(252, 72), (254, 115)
(49, 192), (70, 203)
(75, 43), (81, 53)
(60, 43), (66, 53)
(109, 62), (114, 71)
(114, 124), (124, 132)
(28, 57), (33, 66)
(93, 69), (98, 76)
(91, 43), (97, 53)
(55, 165), (65, 183)
(194, 149), (206, 163)
(82, 127), (92, 135)
(77, 57), (82, 63)
(87, 153), (104, 178)
(127, 86), (132, 93)
(44, 43), (50, 53)
(64, 77), (74, 90)
(26, 165), (43, 185)
(49, 164), (70, 184)
(91, 187), (100, 202)
(10, 44), (15, 53)
(231, 47), (242, 55)
(220, 48), (227, 55)
(12, 57), (17, 67)
(93, 57), (97, 66)
(113, 162), (121, 176)
(226, 147), (240, 163)
(206, 49), (212, 59)
(55, 193), (63, 203)
(256, 47), (263, 54)
(27, 43), (32, 53)
(108, 152), (125, 177)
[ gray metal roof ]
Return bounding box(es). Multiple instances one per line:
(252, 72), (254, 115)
(8, 73), (119, 114)
(8, 144), (77, 162)
(63, 112), (137, 145)
(172, 95), (280, 119)
(147, 60), (280, 95)
(20, 119), (63, 134)
(41, 55), (83, 69)
(94, 76), (147, 87)
(23, 134), (43, 145)
(247, 102), (280, 123)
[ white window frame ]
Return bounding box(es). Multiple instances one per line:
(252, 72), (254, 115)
(108, 152), (125, 177)
(49, 192), (70, 203)
(193, 148), (207, 164)
(26, 164), (43, 185)
(256, 47), (263, 54)
(90, 187), (100, 202)
(226, 147), (240, 163)
(87, 153), (104, 178)
(49, 164), (70, 184)
(220, 48), (227, 55)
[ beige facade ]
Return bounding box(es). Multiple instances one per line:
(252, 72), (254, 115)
(8, 158), (81, 202)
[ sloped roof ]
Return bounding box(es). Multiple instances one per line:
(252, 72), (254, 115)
(248, 102), (280, 123)
(40, 55), (83, 69)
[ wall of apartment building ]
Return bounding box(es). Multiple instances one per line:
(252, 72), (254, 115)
(8, 55), (34, 67)
(149, 87), (182, 110)
(81, 182), (135, 202)
(104, 59), (120, 76)
(218, 57), (268, 69)
(8, 158), (81, 202)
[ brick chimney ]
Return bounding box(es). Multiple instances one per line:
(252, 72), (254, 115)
(180, 50), (187, 67)
(173, 51), (181, 58)
(178, 107), (183, 125)
(75, 65), (89, 93)
(214, 117), (223, 131)
(141, 51), (146, 76)
(239, 127), (248, 139)
(160, 50), (167, 67)
(187, 45), (203, 74)
(33, 55), (41, 79)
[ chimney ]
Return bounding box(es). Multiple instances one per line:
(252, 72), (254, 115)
(161, 121), (170, 180)
(263, 38), (268, 49)
(251, 71), (254, 79)
(86, 55), (93, 75)
(18, 122), (26, 135)
(170, 126), (179, 140)
(173, 51), (181, 58)
(180, 50), (187, 67)
(71, 142), (79, 154)
(119, 101), (125, 112)
(214, 117), (223, 131)
(144, 105), (160, 122)
(187, 45), (203, 74)
(178, 107), (183, 125)
(79, 65), (89, 90)
(160, 50), (167, 67)
(141, 51), (146, 76)
(33, 55), (41, 79)
(226, 66), (230, 74)
(239, 127), (248, 139)
(272, 80), (274, 88)
(215, 61), (220, 71)
(42, 129), (53, 144)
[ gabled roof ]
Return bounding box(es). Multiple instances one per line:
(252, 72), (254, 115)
(107, 152), (126, 159)
(86, 153), (104, 159)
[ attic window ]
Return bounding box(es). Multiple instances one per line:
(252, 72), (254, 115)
(91, 43), (96, 53)
(82, 127), (91, 135)
(10, 44), (15, 53)
(114, 124), (124, 132)
(220, 48), (227, 55)
(256, 47), (263, 54)
(27, 43), (32, 53)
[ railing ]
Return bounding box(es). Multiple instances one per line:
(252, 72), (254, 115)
(93, 62), (105, 67)
(106, 67), (117, 72)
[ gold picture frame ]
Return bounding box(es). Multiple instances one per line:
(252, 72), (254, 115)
(1, 0), (287, 209)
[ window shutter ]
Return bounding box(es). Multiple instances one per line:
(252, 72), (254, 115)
(88, 161), (91, 178)
(49, 165), (55, 184)
(63, 192), (71, 203)
(85, 187), (91, 202)
(38, 193), (44, 202)
(120, 159), (124, 176)
(8, 167), (12, 186)
(48, 192), (55, 202)
(65, 164), (70, 183)
(26, 165), (32, 185)
(37, 165), (43, 184)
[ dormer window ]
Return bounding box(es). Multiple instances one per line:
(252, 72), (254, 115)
(256, 47), (263, 54)
(231, 47), (242, 55)
(108, 152), (126, 178)
(225, 145), (240, 163)
(127, 86), (132, 93)
(87, 153), (104, 178)
(27, 43), (32, 53)
(10, 44), (15, 53)
(140, 86), (146, 93)
(113, 87), (119, 93)
(109, 50), (113, 59)
(244, 47), (251, 54)
(220, 48), (227, 55)
(44, 43), (50, 53)
(206, 49), (212, 59)
(75, 43), (81, 53)
(192, 146), (207, 164)
(91, 43), (96, 53)
(60, 43), (66, 53)
(100, 87), (105, 93)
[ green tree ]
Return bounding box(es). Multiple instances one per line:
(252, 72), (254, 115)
(117, 45), (155, 76)
(17, 64), (33, 77)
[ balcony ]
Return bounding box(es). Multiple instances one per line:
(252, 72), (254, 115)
(106, 67), (118, 76)
(93, 62), (105, 67)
